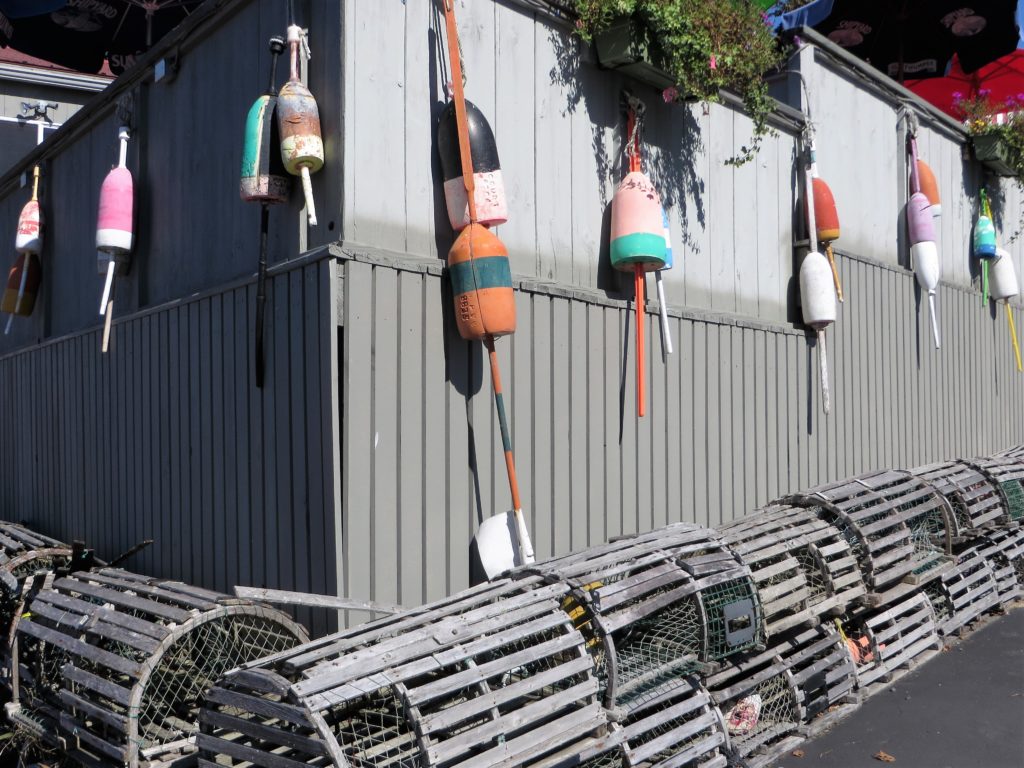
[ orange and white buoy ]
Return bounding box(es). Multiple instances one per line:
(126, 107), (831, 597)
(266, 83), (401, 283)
(808, 137), (843, 302)
(908, 134), (940, 349)
(97, 126), (134, 353)
(800, 128), (836, 415)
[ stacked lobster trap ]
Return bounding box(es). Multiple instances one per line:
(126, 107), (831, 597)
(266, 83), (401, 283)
(717, 505), (866, 637)
(7, 568), (308, 768)
(704, 624), (857, 768)
(0, 446), (1021, 768)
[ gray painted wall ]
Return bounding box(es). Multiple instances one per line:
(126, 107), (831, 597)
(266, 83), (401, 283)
(0, 0), (1019, 628)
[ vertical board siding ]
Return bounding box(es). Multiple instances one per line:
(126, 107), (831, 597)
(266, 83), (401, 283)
(339, 252), (1024, 609)
(0, 258), (337, 638)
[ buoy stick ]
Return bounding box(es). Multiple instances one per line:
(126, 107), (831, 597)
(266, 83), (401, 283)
(299, 166), (317, 226)
(255, 205), (270, 388)
(656, 270), (672, 355)
(928, 293), (940, 349)
(826, 243), (844, 302)
(99, 259), (116, 315)
(983, 260), (989, 305)
(102, 283), (114, 354)
(485, 335), (534, 564)
(1007, 303), (1022, 372)
(817, 328), (830, 415)
(635, 265), (645, 417)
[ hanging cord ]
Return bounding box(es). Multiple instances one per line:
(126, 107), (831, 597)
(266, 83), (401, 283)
(443, 0), (477, 223)
(624, 91), (645, 173)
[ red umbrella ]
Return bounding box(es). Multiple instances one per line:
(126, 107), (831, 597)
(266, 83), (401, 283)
(907, 49), (1024, 119)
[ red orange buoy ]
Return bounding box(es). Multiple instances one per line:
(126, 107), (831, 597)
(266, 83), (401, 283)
(1, 253), (40, 317)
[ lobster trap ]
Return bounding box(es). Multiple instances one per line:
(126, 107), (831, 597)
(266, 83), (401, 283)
(199, 577), (610, 768)
(785, 470), (954, 603)
(964, 525), (1024, 606)
(842, 592), (942, 700)
(527, 525), (763, 711)
(705, 624), (857, 768)
(574, 677), (729, 768)
(8, 568), (308, 768)
(719, 506), (866, 636)
(922, 548), (1001, 636)
(964, 456), (1024, 523)
(911, 460), (1008, 536)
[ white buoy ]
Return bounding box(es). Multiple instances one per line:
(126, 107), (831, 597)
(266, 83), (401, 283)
(990, 248), (1019, 302)
(911, 240), (941, 349)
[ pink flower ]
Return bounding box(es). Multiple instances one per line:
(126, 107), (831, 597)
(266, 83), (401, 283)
(662, 86), (679, 103)
(709, 54), (717, 70)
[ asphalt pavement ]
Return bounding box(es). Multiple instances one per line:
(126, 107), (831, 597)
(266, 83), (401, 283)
(776, 606), (1024, 768)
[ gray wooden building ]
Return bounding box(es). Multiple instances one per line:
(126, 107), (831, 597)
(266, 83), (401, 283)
(0, 0), (1020, 635)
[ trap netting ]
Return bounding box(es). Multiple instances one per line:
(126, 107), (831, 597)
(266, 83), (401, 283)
(963, 456), (1024, 523)
(843, 592), (942, 699)
(911, 460), (1008, 535)
(574, 677), (729, 768)
(784, 470), (952, 598)
(720, 505), (866, 637)
(922, 548), (1001, 636)
(9, 568), (307, 768)
(200, 577), (610, 768)
(707, 624), (856, 768)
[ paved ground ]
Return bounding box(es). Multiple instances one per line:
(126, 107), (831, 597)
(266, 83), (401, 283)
(776, 606), (1024, 768)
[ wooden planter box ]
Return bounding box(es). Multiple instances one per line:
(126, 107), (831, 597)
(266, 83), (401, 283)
(593, 16), (676, 91)
(972, 133), (1017, 177)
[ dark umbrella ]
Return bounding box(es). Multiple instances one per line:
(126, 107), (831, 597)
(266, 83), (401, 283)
(773, 0), (1018, 81)
(0, 0), (203, 75)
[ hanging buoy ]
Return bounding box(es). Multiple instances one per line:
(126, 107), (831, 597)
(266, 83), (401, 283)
(812, 177), (840, 242)
(799, 250), (835, 413)
(438, 99), (508, 232)
(242, 35), (288, 389)
(241, 37), (288, 204)
(5, 165), (44, 334)
(447, 222), (516, 340)
(278, 24), (323, 226)
(975, 188), (997, 304)
(907, 129), (940, 349)
(1, 254), (40, 317)
(807, 136), (843, 301)
(611, 97), (666, 418)
(610, 172), (667, 273)
(973, 212), (997, 257)
(656, 207), (673, 356)
(801, 127), (836, 415)
(97, 126), (134, 353)
(16, 166), (43, 255)
(917, 160), (940, 217)
(991, 248), (1023, 372)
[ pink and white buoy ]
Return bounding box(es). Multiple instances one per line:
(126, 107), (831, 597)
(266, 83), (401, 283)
(97, 126), (134, 353)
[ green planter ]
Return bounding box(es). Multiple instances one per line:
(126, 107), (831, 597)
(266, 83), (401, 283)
(972, 133), (1017, 177)
(593, 16), (676, 91)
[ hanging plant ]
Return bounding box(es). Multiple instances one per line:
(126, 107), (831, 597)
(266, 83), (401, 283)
(573, 0), (787, 165)
(956, 91), (1024, 241)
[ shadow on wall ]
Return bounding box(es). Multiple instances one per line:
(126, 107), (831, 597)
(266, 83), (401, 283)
(547, 28), (706, 298)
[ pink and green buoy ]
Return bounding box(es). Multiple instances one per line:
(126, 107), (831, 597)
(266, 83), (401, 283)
(610, 99), (666, 417)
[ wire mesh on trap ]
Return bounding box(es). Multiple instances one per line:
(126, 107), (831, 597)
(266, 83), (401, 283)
(701, 576), (762, 661)
(722, 673), (798, 760)
(911, 460), (1007, 535)
(12, 569), (308, 768)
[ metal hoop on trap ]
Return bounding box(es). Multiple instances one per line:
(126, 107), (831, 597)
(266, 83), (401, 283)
(962, 455), (1024, 524)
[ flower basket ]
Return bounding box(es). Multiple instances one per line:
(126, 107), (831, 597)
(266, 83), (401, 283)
(593, 15), (676, 91)
(973, 133), (1017, 177)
